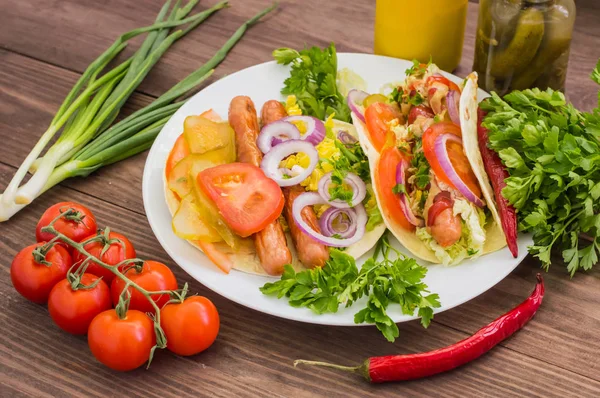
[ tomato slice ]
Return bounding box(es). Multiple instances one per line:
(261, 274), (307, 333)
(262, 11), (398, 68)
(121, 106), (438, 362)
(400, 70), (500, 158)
(364, 102), (403, 152)
(422, 122), (481, 199)
(165, 109), (223, 180)
(375, 146), (414, 231)
(165, 135), (190, 180)
(197, 163), (284, 238)
(426, 75), (461, 93)
(195, 241), (234, 274)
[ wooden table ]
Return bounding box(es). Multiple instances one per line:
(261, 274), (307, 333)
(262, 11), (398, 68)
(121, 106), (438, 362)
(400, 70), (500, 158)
(1, 1), (599, 396)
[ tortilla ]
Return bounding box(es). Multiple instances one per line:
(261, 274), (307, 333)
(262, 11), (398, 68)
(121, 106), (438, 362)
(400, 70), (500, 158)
(164, 119), (386, 276)
(353, 75), (507, 265)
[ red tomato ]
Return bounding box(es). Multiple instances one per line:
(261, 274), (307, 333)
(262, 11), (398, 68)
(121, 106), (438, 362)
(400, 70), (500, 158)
(197, 163), (284, 238)
(165, 109), (222, 179)
(422, 122), (481, 199)
(88, 309), (155, 371)
(408, 105), (435, 125)
(111, 261), (177, 313)
(364, 102), (403, 152)
(73, 231), (136, 283)
(48, 274), (112, 335)
(426, 74), (461, 93)
(375, 147), (414, 231)
(160, 296), (220, 356)
(36, 202), (97, 245)
(11, 243), (72, 304)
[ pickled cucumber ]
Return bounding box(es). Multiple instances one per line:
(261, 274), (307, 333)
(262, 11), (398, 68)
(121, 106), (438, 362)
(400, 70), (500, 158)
(478, 0), (523, 47)
(489, 8), (545, 78)
(510, 7), (573, 90)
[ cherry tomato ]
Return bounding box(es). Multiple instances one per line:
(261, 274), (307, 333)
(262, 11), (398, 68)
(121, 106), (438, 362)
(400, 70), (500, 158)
(36, 202), (97, 245)
(422, 122), (481, 199)
(160, 296), (220, 356)
(364, 102), (403, 152)
(88, 309), (155, 371)
(426, 74), (461, 93)
(73, 231), (136, 284)
(197, 163), (284, 238)
(408, 105), (435, 125)
(48, 274), (112, 335)
(11, 243), (72, 304)
(375, 147), (414, 231)
(111, 261), (177, 313)
(165, 110), (222, 180)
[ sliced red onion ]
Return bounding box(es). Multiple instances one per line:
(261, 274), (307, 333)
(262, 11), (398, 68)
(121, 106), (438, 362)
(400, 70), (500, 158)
(292, 192), (366, 247)
(317, 171), (367, 209)
(395, 160), (424, 227)
(446, 90), (460, 125)
(337, 130), (358, 146)
(318, 207), (358, 238)
(347, 89), (369, 123)
(257, 121), (301, 154)
(434, 134), (484, 207)
(260, 140), (318, 187)
(282, 116), (325, 146)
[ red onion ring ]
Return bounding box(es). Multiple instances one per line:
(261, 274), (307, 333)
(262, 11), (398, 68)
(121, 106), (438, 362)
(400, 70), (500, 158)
(318, 206), (358, 238)
(257, 121), (301, 154)
(317, 171), (367, 208)
(282, 116), (325, 146)
(337, 130), (358, 146)
(347, 89), (369, 123)
(446, 90), (461, 125)
(434, 134), (484, 207)
(292, 192), (367, 247)
(395, 159), (424, 227)
(260, 140), (319, 187)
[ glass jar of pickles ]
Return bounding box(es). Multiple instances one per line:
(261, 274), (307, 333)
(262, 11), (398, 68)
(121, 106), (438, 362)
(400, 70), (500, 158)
(473, 0), (575, 95)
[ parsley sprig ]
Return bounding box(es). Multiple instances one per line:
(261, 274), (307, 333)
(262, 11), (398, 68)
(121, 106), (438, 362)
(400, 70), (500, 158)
(260, 235), (441, 342)
(481, 70), (600, 275)
(273, 44), (351, 122)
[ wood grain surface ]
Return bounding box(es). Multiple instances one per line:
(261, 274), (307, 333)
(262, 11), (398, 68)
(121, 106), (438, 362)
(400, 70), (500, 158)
(1, 1), (599, 397)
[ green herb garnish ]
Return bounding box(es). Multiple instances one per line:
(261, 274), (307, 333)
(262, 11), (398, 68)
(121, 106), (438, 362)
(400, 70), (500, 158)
(481, 79), (600, 275)
(273, 44), (351, 122)
(260, 235), (441, 342)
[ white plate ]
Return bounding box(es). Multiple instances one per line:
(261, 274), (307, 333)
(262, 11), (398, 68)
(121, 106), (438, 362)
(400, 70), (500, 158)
(142, 53), (531, 326)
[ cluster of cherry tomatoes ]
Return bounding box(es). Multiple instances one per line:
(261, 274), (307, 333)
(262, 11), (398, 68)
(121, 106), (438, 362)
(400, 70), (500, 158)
(10, 201), (220, 371)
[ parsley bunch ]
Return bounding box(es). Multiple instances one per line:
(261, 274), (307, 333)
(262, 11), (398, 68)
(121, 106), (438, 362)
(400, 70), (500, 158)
(273, 44), (351, 122)
(260, 235), (441, 342)
(481, 64), (600, 275)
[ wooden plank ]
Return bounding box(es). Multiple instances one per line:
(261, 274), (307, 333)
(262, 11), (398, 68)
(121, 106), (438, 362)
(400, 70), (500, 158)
(1, 162), (599, 397)
(1, 0), (598, 110)
(1, 44), (599, 382)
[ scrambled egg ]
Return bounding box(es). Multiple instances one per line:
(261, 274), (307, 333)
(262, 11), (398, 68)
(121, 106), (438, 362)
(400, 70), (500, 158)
(285, 95), (302, 116)
(280, 110), (342, 192)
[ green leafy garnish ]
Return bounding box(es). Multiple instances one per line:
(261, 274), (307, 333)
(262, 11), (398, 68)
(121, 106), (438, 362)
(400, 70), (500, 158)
(410, 140), (431, 190)
(392, 183), (406, 195)
(273, 44), (351, 122)
(481, 83), (600, 275)
(404, 58), (429, 77)
(260, 235), (440, 342)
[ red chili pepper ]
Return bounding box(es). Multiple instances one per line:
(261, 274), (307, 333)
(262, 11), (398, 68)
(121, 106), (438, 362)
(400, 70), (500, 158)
(295, 274), (544, 383)
(476, 107), (518, 257)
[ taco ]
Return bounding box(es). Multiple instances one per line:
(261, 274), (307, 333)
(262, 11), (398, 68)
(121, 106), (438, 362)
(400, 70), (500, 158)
(164, 96), (386, 276)
(349, 63), (506, 265)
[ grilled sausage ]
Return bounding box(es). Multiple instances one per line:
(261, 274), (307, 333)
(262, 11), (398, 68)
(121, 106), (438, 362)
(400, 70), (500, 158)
(283, 186), (330, 268)
(228, 96), (291, 275)
(260, 100), (288, 125)
(260, 100), (330, 269)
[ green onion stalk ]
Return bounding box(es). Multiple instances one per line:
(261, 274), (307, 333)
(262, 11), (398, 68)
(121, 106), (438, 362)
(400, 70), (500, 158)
(0, 2), (278, 221)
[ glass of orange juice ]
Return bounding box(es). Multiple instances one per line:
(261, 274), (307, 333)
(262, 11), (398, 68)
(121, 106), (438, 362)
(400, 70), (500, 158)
(374, 0), (468, 71)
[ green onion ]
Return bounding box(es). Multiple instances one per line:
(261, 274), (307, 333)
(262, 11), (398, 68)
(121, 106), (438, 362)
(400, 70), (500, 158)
(0, 1), (278, 221)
